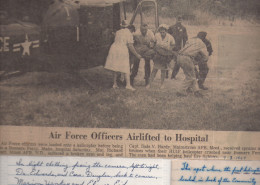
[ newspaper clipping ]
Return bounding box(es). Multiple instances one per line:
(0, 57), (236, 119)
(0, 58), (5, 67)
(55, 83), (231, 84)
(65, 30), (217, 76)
(1, 126), (260, 160)
(0, 0), (260, 184)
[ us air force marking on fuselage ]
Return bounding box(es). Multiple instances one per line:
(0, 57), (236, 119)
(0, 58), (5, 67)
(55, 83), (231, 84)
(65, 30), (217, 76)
(0, 34), (39, 56)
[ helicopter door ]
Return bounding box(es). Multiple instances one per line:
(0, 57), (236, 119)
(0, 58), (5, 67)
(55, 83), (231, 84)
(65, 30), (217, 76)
(78, 4), (117, 67)
(79, 5), (114, 49)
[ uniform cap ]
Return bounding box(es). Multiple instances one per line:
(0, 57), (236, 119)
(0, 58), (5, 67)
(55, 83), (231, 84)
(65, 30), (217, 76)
(120, 19), (129, 28)
(177, 15), (182, 21)
(197, 31), (207, 39)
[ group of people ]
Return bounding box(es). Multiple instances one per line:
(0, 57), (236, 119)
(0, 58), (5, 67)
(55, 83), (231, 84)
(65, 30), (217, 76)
(104, 16), (213, 97)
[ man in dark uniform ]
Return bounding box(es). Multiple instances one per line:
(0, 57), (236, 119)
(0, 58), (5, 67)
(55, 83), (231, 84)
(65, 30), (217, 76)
(168, 15), (188, 79)
(195, 31), (213, 90)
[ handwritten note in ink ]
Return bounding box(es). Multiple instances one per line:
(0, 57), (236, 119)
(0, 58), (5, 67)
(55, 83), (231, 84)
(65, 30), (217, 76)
(0, 156), (171, 185)
(171, 160), (260, 185)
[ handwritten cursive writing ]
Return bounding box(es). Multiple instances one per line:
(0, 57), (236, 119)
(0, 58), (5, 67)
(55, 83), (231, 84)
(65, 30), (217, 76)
(3, 156), (170, 185)
(172, 160), (259, 185)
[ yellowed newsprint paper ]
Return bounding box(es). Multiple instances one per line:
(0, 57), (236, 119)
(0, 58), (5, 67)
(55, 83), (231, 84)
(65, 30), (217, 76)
(0, 126), (260, 160)
(0, 0), (260, 184)
(0, 126), (260, 185)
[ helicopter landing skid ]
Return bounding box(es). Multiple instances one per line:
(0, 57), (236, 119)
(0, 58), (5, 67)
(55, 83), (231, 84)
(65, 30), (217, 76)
(0, 71), (26, 81)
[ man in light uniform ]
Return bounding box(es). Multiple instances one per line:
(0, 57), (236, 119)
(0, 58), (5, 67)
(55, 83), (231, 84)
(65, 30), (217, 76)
(177, 32), (208, 97)
(146, 24), (175, 89)
(130, 23), (155, 86)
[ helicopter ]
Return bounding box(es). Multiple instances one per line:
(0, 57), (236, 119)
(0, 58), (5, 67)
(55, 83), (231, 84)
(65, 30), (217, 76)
(0, 0), (159, 82)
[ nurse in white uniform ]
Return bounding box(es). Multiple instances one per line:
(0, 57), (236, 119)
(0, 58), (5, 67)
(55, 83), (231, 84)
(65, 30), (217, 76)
(105, 21), (142, 91)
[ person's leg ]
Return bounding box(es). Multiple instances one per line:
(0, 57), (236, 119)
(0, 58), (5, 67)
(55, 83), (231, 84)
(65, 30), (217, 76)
(165, 70), (169, 79)
(178, 56), (201, 96)
(113, 72), (118, 88)
(194, 66), (199, 80)
(120, 73), (125, 82)
(130, 57), (140, 86)
(198, 61), (209, 90)
(125, 73), (135, 91)
(171, 62), (181, 79)
(146, 68), (158, 88)
(182, 62), (199, 92)
(160, 70), (166, 89)
(144, 58), (151, 85)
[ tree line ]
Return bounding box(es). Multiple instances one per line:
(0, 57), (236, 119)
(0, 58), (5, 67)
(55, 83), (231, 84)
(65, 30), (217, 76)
(156, 0), (260, 19)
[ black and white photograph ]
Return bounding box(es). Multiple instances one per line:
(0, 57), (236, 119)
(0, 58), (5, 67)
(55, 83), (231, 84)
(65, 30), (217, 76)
(0, 0), (259, 131)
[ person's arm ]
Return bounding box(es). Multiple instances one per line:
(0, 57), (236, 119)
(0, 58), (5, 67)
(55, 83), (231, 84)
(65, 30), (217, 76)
(168, 26), (173, 35)
(133, 35), (139, 45)
(149, 30), (156, 48)
(197, 40), (209, 62)
(156, 42), (169, 50)
(157, 43), (174, 51)
(149, 40), (155, 48)
(183, 27), (188, 46)
(204, 39), (213, 56)
(169, 35), (175, 50)
(196, 51), (208, 63)
(154, 34), (167, 49)
(126, 30), (142, 60)
(127, 43), (142, 60)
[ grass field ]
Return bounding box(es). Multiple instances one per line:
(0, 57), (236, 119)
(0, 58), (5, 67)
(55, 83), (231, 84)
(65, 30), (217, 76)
(0, 24), (259, 131)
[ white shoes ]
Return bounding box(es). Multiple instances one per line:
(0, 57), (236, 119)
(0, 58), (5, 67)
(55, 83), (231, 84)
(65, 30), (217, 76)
(113, 84), (119, 89)
(113, 84), (135, 91)
(126, 85), (136, 91)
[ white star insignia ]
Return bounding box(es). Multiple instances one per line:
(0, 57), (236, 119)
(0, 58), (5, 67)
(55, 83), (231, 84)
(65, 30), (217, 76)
(21, 34), (33, 56)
